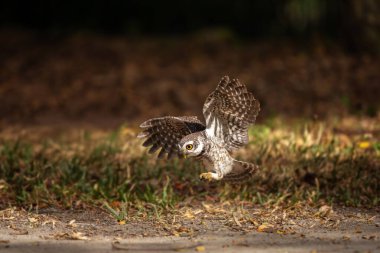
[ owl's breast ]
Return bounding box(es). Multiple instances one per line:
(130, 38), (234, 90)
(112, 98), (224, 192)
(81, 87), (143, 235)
(200, 140), (233, 173)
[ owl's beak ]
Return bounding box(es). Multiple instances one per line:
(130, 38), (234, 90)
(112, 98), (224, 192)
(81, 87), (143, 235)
(182, 148), (187, 159)
(178, 144), (187, 159)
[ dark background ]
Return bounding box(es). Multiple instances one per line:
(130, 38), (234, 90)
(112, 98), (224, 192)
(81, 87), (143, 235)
(0, 0), (379, 126)
(1, 0), (379, 51)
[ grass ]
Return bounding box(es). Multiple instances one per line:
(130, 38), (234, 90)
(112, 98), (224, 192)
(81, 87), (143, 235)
(0, 117), (379, 218)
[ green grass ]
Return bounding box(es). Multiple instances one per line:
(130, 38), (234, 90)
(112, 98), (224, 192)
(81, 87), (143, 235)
(0, 117), (379, 215)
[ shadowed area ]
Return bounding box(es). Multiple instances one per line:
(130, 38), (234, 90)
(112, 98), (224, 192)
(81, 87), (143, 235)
(0, 30), (379, 126)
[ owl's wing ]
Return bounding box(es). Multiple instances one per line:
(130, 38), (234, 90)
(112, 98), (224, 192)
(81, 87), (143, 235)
(202, 76), (260, 150)
(223, 160), (258, 183)
(137, 116), (205, 159)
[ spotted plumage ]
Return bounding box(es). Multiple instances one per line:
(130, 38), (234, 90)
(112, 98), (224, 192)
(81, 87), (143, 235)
(138, 76), (260, 182)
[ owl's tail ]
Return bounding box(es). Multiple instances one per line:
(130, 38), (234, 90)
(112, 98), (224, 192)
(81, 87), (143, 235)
(223, 160), (258, 183)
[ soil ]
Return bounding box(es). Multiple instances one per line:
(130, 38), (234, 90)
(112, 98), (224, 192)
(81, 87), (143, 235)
(0, 206), (379, 253)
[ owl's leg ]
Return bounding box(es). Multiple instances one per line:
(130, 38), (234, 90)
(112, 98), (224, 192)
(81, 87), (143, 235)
(199, 171), (223, 181)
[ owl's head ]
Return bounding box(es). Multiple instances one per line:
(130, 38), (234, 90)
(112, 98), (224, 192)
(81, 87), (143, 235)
(178, 133), (204, 158)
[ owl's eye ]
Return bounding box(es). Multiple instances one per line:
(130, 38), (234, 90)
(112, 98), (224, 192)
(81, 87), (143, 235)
(186, 144), (193, 150)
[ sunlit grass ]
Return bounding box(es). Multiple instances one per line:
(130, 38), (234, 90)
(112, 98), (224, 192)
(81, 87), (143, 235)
(0, 117), (379, 218)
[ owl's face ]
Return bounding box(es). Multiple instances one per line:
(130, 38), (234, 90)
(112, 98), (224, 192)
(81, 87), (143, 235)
(179, 134), (204, 157)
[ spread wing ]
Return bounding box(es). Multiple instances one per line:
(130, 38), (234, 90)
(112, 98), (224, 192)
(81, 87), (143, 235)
(137, 116), (205, 159)
(202, 76), (260, 150)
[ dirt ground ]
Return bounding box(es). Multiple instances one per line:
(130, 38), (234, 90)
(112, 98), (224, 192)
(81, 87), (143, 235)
(0, 206), (379, 253)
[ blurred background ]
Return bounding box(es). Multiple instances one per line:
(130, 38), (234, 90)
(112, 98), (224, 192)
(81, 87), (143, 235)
(0, 0), (379, 127)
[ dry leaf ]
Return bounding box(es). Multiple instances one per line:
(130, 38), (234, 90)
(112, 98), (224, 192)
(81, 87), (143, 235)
(362, 235), (376, 240)
(118, 220), (126, 225)
(9, 224), (29, 236)
(233, 212), (242, 227)
(358, 141), (370, 149)
(202, 203), (211, 211)
(70, 232), (89, 240)
(183, 210), (195, 219)
(42, 219), (57, 229)
(54, 232), (89, 240)
(28, 217), (38, 223)
(201, 202), (225, 214)
(257, 223), (275, 233)
(249, 218), (259, 226)
(3, 217), (15, 221)
(112, 241), (202, 251)
(195, 246), (205, 252)
(68, 219), (77, 227)
(10, 230), (28, 235)
(316, 205), (333, 218)
(113, 237), (123, 242)
(0, 182), (7, 190)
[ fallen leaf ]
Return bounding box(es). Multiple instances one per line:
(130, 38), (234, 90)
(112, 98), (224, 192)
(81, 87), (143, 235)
(9, 229), (28, 235)
(118, 220), (126, 225)
(70, 232), (89, 240)
(201, 202), (225, 214)
(68, 219), (77, 227)
(233, 212), (242, 227)
(257, 223), (275, 233)
(195, 246), (205, 252)
(112, 241), (202, 251)
(183, 210), (195, 219)
(249, 218), (259, 226)
(362, 235), (376, 240)
(113, 237), (123, 242)
(53, 232), (89, 240)
(3, 217), (15, 220)
(316, 205), (333, 218)
(358, 141), (370, 149)
(42, 219), (57, 228)
(28, 217), (38, 223)
(368, 215), (376, 221)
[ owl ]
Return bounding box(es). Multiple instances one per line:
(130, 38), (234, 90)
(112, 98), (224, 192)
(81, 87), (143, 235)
(137, 76), (260, 182)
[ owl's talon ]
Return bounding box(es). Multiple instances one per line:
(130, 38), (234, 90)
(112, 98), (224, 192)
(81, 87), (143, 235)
(199, 172), (213, 181)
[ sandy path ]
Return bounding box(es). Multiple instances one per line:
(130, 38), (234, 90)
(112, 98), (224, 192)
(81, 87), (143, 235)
(1, 229), (379, 253)
(1, 207), (379, 253)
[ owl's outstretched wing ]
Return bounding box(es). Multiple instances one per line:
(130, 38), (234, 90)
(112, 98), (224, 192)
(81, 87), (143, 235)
(137, 116), (205, 159)
(202, 76), (260, 150)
